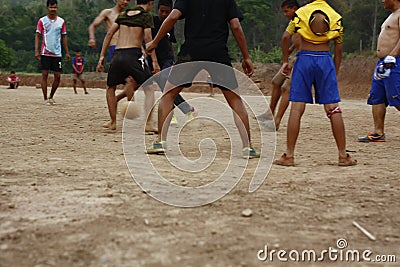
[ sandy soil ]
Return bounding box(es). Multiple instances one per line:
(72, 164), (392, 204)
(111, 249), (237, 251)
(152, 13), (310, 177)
(1, 59), (399, 266)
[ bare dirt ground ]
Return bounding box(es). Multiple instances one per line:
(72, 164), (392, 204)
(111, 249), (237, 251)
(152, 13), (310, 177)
(0, 58), (399, 266)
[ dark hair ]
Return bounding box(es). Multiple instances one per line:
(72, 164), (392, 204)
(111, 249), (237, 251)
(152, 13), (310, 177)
(137, 0), (152, 5)
(75, 49), (81, 53)
(281, 0), (300, 9)
(158, 0), (172, 9)
(10, 71), (15, 74)
(47, 0), (58, 7)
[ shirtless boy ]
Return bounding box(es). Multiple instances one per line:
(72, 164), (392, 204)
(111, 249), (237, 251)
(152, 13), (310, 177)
(358, 0), (400, 142)
(96, 0), (158, 130)
(88, 0), (130, 60)
(256, 0), (300, 131)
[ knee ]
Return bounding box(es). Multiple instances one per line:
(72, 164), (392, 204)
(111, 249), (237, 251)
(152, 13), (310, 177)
(326, 106), (342, 118)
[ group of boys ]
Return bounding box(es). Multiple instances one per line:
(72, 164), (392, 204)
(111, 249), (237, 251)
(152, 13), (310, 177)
(32, 0), (400, 165)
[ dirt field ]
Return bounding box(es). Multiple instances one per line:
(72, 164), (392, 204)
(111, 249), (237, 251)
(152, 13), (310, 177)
(1, 58), (399, 266)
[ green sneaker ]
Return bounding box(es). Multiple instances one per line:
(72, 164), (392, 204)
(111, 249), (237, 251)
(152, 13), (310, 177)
(145, 141), (166, 154)
(170, 114), (178, 125)
(242, 147), (260, 159)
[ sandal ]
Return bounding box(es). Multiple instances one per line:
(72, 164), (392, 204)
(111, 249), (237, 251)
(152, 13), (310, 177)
(274, 153), (295, 166)
(338, 153), (357, 166)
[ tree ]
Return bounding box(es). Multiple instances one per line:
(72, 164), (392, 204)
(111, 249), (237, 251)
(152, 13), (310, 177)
(0, 39), (14, 71)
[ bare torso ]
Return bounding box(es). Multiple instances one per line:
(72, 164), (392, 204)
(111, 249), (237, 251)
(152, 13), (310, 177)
(300, 40), (330, 52)
(103, 8), (121, 46)
(116, 26), (144, 49)
(377, 10), (400, 58)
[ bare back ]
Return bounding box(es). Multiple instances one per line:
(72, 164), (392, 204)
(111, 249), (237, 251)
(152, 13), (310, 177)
(116, 25), (144, 49)
(377, 10), (400, 58)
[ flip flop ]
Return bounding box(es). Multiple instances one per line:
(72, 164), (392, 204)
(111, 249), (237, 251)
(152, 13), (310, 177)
(274, 153), (295, 166)
(338, 153), (357, 166)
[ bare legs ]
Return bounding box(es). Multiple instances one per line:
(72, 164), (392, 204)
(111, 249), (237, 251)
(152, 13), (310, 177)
(258, 82), (290, 130)
(156, 84), (251, 148)
(49, 72), (61, 99)
(104, 78), (139, 130)
(277, 101), (355, 165)
(41, 70), (61, 101)
(274, 86), (290, 130)
(41, 70), (49, 100)
(104, 77), (156, 131)
(372, 103), (386, 135)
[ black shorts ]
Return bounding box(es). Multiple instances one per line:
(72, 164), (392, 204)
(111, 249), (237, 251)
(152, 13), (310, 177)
(107, 48), (152, 87)
(41, 56), (62, 72)
(169, 47), (237, 90)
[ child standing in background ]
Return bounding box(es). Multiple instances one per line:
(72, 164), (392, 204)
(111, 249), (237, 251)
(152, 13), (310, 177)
(72, 49), (88, 94)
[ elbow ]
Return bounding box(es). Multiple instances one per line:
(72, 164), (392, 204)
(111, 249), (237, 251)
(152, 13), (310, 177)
(230, 22), (241, 32)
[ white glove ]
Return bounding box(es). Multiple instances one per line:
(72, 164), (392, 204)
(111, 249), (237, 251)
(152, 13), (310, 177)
(374, 56), (396, 80)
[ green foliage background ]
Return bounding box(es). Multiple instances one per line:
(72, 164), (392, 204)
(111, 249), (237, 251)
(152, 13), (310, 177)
(0, 0), (390, 73)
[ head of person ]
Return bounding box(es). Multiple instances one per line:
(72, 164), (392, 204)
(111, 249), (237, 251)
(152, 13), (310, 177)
(117, 0), (131, 10)
(75, 49), (81, 57)
(137, 0), (154, 11)
(46, 0), (58, 16)
(382, 0), (400, 11)
(157, 0), (172, 21)
(281, 0), (300, 20)
(9, 71), (16, 77)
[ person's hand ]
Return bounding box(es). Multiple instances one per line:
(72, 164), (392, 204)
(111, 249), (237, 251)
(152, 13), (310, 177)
(66, 53), (71, 62)
(96, 56), (105, 72)
(373, 56), (396, 80)
(242, 58), (254, 77)
(35, 51), (40, 61)
(145, 41), (157, 55)
(152, 61), (160, 74)
(281, 62), (292, 78)
(88, 39), (96, 48)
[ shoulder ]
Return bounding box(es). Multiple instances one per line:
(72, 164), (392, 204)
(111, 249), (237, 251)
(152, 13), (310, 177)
(101, 8), (113, 16)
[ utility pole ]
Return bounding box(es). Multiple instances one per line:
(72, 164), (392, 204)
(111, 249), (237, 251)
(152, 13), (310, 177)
(371, 0), (378, 52)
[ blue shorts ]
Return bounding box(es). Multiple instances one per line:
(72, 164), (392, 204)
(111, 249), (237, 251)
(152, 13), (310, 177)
(290, 50), (340, 104)
(367, 56), (400, 107)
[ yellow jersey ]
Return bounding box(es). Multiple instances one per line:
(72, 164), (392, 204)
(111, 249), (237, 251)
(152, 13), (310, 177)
(289, 0), (343, 44)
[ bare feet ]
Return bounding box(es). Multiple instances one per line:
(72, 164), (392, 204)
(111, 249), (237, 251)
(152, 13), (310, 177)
(103, 121), (116, 130)
(338, 153), (357, 166)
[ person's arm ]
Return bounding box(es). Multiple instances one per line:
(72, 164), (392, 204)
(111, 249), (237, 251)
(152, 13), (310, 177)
(333, 42), (342, 76)
(144, 28), (160, 73)
(62, 34), (70, 61)
(81, 61), (85, 74)
(281, 31), (292, 77)
(230, 18), (253, 77)
(72, 59), (79, 73)
(97, 22), (119, 72)
(34, 33), (41, 60)
(88, 10), (108, 47)
(389, 41), (400, 57)
(146, 9), (181, 54)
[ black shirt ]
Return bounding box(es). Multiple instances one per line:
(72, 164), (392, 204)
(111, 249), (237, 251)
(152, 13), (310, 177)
(174, 0), (243, 56)
(116, 7), (153, 28)
(152, 16), (176, 63)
